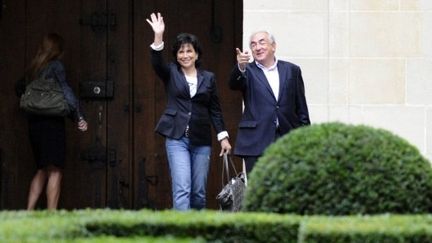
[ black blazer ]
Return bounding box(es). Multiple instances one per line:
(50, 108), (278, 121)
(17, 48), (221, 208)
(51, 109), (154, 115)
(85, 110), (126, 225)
(229, 60), (310, 156)
(151, 49), (226, 146)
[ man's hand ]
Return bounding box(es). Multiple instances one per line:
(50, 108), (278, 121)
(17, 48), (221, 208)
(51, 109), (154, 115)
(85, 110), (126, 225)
(236, 48), (251, 71)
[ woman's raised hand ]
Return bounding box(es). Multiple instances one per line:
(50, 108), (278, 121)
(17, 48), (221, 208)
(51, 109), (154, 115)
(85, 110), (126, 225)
(146, 12), (165, 35)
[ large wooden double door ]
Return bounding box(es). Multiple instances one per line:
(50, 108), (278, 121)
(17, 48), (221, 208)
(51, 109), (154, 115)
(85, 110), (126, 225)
(0, 0), (242, 209)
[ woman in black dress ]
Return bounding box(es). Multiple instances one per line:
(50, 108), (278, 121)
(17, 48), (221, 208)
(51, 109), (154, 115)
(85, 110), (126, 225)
(16, 33), (88, 210)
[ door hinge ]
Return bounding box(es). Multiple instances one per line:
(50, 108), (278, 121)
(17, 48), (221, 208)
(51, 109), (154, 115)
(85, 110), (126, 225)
(79, 11), (116, 33)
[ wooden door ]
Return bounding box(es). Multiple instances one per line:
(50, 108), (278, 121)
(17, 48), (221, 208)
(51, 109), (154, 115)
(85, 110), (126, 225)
(0, 0), (134, 209)
(0, 0), (242, 210)
(64, 0), (134, 209)
(0, 0), (28, 209)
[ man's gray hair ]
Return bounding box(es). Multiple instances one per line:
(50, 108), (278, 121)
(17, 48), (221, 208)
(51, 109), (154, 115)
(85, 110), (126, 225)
(249, 31), (276, 47)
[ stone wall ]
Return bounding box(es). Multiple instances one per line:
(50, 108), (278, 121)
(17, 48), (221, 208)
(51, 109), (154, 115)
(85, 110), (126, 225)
(243, 0), (432, 160)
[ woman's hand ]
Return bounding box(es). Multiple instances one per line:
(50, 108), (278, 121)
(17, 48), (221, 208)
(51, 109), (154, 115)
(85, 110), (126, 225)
(219, 138), (232, 156)
(77, 118), (88, 132)
(146, 12), (165, 34)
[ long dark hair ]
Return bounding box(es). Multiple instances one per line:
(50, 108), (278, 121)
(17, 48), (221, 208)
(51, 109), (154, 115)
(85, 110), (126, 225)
(27, 33), (64, 80)
(172, 33), (203, 68)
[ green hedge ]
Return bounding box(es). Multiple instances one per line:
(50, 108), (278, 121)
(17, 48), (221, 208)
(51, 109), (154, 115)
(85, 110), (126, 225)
(300, 215), (432, 243)
(84, 210), (300, 242)
(1, 210), (432, 242)
(243, 122), (432, 215)
(0, 210), (300, 243)
(62, 236), (204, 243)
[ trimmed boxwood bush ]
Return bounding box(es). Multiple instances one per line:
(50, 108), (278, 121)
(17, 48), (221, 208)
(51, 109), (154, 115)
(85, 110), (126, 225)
(2, 210), (432, 242)
(299, 214), (432, 243)
(242, 122), (432, 215)
(85, 210), (300, 243)
(0, 210), (301, 242)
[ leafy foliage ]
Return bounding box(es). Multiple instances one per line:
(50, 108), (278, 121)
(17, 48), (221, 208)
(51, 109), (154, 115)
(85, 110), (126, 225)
(2, 210), (432, 242)
(243, 122), (432, 215)
(0, 210), (300, 243)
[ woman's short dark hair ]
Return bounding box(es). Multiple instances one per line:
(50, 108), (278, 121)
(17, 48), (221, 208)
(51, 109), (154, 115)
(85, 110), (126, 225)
(172, 33), (203, 68)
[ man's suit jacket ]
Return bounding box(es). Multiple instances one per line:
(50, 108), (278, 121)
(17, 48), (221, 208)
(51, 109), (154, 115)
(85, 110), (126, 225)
(151, 49), (226, 146)
(229, 60), (310, 156)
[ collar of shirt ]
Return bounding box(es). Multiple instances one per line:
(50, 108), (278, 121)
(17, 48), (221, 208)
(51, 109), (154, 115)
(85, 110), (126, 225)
(255, 58), (278, 71)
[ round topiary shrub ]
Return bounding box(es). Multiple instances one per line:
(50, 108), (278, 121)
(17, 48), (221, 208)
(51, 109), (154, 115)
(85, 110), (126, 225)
(242, 122), (432, 215)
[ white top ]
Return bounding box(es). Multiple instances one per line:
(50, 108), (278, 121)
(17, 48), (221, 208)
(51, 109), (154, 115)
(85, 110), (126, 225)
(256, 59), (279, 101)
(185, 75), (198, 98)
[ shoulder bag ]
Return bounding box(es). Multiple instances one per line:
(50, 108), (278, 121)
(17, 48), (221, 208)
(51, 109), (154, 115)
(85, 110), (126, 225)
(216, 154), (247, 212)
(19, 74), (70, 116)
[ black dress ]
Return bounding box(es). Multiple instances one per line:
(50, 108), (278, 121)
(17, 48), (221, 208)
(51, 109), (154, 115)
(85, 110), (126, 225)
(16, 60), (84, 169)
(28, 114), (66, 169)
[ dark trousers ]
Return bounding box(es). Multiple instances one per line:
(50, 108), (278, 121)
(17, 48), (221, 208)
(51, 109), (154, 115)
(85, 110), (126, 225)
(243, 127), (282, 173)
(243, 156), (259, 173)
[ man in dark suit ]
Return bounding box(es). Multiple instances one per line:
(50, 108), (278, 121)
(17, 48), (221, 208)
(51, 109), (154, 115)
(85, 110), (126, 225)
(229, 31), (310, 172)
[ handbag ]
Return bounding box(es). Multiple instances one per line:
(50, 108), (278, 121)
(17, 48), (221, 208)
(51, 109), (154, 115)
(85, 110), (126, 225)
(19, 74), (70, 116)
(216, 154), (247, 212)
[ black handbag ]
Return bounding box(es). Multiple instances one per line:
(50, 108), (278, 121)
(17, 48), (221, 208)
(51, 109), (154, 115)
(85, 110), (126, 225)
(216, 154), (247, 212)
(20, 75), (70, 116)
